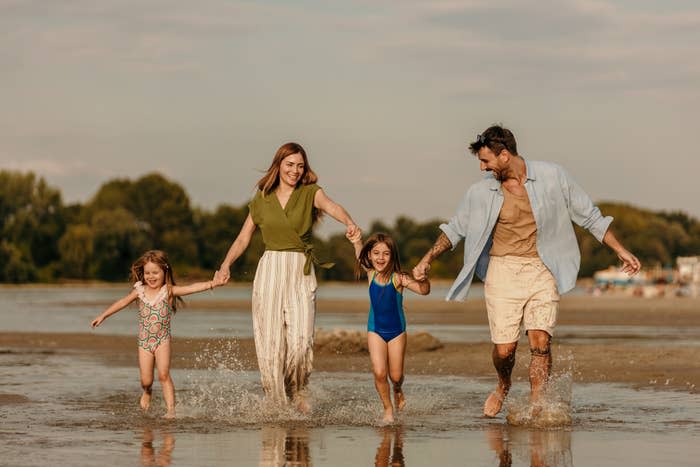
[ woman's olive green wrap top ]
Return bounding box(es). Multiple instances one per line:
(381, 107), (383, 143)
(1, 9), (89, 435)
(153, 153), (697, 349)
(249, 183), (333, 275)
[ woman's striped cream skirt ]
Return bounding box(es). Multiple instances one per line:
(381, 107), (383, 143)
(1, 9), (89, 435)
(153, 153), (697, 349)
(252, 250), (317, 404)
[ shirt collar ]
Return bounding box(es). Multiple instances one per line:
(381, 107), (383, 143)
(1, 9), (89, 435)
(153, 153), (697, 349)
(486, 158), (536, 191)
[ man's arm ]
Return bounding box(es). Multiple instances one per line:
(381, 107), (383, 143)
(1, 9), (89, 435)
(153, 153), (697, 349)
(602, 229), (642, 275)
(412, 232), (453, 281)
(556, 165), (641, 275)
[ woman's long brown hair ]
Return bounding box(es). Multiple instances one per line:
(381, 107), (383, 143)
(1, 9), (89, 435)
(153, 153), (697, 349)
(256, 142), (318, 193)
(256, 142), (321, 221)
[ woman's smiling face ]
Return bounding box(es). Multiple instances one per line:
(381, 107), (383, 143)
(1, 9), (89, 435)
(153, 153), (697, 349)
(278, 152), (305, 188)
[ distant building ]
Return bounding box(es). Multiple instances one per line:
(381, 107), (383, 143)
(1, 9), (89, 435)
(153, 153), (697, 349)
(593, 265), (646, 286)
(677, 256), (700, 298)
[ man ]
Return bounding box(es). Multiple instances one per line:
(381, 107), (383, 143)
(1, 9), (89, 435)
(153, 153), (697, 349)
(412, 124), (640, 417)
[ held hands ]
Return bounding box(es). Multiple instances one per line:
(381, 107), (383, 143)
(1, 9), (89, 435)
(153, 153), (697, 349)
(412, 261), (431, 282)
(211, 269), (227, 287)
(345, 227), (362, 244)
(346, 223), (360, 239)
(215, 266), (231, 285)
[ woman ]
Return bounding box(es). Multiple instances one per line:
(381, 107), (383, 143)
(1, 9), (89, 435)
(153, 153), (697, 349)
(216, 142), (359, 412)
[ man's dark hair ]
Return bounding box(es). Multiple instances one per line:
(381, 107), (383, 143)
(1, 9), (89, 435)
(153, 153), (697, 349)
(468, 124), (518, 156)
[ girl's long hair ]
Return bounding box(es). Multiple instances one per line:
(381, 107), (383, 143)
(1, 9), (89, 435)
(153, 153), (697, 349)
(129, 250), (184, 311)
(356, 232), (402, 281)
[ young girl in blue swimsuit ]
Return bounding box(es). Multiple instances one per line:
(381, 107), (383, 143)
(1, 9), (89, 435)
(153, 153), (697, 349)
(347, 231), (430, 424)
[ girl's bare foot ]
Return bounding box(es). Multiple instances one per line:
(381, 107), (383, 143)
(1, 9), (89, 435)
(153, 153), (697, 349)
(163, 410), (176, 419)
(381, 407), (395, 425)
(140, 391), (151, 411)
(394, 388), (406, 412)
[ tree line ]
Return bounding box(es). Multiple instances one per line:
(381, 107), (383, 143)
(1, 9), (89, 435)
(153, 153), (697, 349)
(1, 169), (698, 283)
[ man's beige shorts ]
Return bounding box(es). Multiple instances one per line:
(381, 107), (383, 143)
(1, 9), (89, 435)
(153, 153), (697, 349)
(484, 255), (560, 344)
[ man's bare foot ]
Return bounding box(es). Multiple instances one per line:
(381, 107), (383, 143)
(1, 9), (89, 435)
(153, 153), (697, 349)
(381, 407), (395, 425)
(528, 393), (544, 419)
(483, 387), (508, 418)
(140, 391), (151, 411)
(394, 388), (406, 412)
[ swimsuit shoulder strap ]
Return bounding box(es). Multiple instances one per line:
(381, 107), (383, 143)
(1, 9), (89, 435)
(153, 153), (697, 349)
(391, 273), (402, 290)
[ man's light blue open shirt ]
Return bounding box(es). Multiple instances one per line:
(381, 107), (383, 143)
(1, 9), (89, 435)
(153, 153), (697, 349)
(440, 160), (613, 301)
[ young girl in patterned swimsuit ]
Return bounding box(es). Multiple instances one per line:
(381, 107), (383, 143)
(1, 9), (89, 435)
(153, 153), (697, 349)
(347, 232), (431, 424)
(91, 250), (224, 418)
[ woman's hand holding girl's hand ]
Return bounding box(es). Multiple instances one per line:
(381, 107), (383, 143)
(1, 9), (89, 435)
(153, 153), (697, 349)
(346, 228), (362, 244)
(346, 223), (359, 238)
(212, 270), (227, 287)
(216, 266), (231, 284)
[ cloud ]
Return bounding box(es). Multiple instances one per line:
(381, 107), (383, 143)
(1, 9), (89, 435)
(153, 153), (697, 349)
(342, 0), (700, 96)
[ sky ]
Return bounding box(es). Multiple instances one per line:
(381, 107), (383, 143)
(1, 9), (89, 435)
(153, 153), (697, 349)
(1, 0), (699, 237)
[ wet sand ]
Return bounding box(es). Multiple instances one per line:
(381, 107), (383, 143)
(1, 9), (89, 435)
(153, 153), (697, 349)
(2, 295), (698, 396)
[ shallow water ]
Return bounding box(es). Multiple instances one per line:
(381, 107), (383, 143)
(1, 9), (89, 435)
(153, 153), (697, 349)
(1, 346), (699, 466)
(2, 286), (697, 347)
(2, 286), (700, 466)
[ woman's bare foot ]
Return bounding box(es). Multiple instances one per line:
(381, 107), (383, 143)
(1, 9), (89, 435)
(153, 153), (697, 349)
(483, 385), (508, 418)
(393, 388), (406, 412)
(295, 395), (311, 415)
(140, 391), (151, 411)
(163, 409), (176, 419)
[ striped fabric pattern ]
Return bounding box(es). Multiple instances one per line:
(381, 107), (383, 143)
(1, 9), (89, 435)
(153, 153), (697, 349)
(252, 251), (317, 403)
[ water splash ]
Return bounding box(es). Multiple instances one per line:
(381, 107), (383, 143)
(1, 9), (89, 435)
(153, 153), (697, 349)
(506, 351), (574, 428)
(171, 340), (458, 427)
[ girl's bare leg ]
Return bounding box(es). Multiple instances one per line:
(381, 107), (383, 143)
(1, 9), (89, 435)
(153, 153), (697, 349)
(368, 332), (393, 424)
(154, 339), (175, 418)
(387, 332), (407, 412)
(138, 348), (155, 411)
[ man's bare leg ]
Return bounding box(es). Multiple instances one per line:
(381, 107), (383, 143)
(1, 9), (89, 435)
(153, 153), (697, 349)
(484, 342), (517, 417)
(527, 330), (552, 407)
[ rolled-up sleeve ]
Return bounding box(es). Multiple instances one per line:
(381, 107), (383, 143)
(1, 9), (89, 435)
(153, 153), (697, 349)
(559, 166), (613, 243)
(439, 190), (471, 250)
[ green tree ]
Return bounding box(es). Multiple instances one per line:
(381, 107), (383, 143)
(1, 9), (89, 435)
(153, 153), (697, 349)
(91, 208), (151, 280)
(90, 178), (133, 211)
(127, 173), (195, 248)
(58, 224), (94, 279)
(314, 233), (358, 281)
(0, 240), (36, 282)
(0, 171), (64, 278)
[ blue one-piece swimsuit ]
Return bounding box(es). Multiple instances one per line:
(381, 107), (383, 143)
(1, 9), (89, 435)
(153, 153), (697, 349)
(367, 272), (406, 342)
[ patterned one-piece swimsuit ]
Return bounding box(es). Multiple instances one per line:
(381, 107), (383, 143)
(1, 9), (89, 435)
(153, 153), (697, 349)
(134, 282), (173, 353)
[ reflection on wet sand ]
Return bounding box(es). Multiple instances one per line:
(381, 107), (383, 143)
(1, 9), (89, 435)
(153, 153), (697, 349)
(487, 425), (572, 467)
(140, 427), (175, 467)
(374, 426), (405, 467)
(259, 426), (311, 466)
